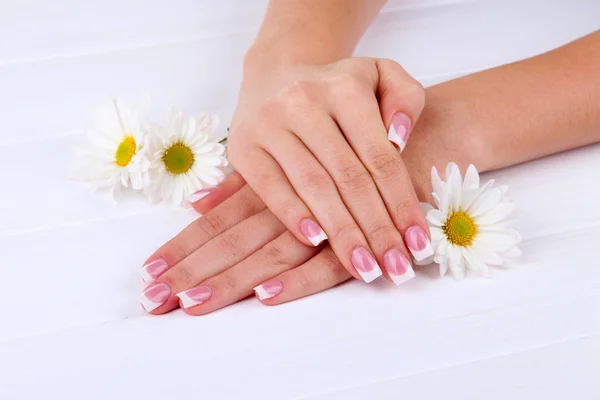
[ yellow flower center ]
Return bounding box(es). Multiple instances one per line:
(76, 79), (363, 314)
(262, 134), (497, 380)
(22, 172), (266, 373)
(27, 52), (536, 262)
(162, 142), (195, 175)
(115, 136), (137, 167)
(442, 210), (478, 247)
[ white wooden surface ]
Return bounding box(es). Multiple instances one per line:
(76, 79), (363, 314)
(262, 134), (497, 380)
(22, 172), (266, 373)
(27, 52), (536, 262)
(1, 0), (599, 399)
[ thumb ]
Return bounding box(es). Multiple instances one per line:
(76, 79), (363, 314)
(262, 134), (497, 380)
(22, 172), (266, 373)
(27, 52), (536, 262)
(374, 58), (425, 152)
(188, 171), (246, 214)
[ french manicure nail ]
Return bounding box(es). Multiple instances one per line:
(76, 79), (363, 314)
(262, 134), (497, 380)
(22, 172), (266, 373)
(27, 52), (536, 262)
(351, 247), (383, 283)
(140, 282), (171, 313)
(299, 218), (328, 246)
(176, 286), (213, 308)
(254, 280), (284, 300)
(384, 249), (416, 286)
(141, 258), (169, 283)
(388, 112), (412, 152)
(187, 188), (215, 203)
(405, 225), (434, 261)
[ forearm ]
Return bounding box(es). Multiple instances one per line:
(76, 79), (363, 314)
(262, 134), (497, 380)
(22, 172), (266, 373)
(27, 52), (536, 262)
(244, 0), (386, 72)
(433, 30), (600, 173)
(403, 30), (600, 200)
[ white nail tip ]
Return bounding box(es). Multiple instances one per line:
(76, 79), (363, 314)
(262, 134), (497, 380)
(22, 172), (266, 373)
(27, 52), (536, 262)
(388, 125), (407, 152)
(140, 295), (163, 313)
(307, 230), (328, 246)
(390, 265), (416, 286)
(176, 292), (204, 309)
(253, 285), (276, 300)
(409, 241), (435, 262)
(357, 266), (383, 283)
(187, 190), (211, 203)
(140, 267), (154, 283)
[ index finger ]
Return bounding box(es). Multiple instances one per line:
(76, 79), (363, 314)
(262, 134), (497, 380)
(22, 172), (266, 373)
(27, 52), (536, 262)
(141, 181), (265, 282)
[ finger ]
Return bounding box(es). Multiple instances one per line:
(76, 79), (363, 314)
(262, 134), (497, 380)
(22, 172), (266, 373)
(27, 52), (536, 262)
(141, 209), (286, 314)
(260, 130), (381, 282)
(187, 171), (247, 214)
(275, 108), (413, 283)
(230, 143), (333, 250)
(255, 246), (351, 305)
(176, 231), (319, 315)
(374, 58), (425, 152)
(140, 185), (266, 283)
(326, 79), (425, 283)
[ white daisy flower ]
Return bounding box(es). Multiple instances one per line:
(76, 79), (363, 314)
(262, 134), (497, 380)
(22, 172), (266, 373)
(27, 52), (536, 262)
(424, 162), (521, 279)
(147, 109), (228, 205)
(72, 98), (151, 199)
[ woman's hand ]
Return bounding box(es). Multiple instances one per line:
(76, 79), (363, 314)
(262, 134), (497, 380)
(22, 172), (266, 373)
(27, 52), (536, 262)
(141, 172), (356, 314)
(226, 58), (433, 283)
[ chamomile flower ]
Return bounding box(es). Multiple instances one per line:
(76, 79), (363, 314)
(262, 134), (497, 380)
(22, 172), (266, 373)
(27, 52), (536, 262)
(147, 109), (228, 205)
(72, 98), (151, 199)
(424, 162), (521, 279)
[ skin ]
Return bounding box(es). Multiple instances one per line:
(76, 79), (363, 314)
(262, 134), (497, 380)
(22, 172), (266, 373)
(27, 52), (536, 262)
(227, 0), (431, 282)
(143, 22), (600, 315)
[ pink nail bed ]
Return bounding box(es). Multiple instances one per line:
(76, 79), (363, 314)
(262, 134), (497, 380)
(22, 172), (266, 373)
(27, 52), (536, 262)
(254, 280), (283, 300)
(351, 247), (382, 283)
(140, 282), (171, 313)
(388, 112), (412, 152)
(187, 187), (215, 203)
(383, 249), (416, 286)
(141, 258), (169, 283)
(405, 225), (434, 261)
(177, 286), (213, 308)
(299, 218), (328, 246)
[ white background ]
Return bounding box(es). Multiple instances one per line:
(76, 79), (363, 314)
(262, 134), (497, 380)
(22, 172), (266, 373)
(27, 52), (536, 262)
(0, 0), (599, 399)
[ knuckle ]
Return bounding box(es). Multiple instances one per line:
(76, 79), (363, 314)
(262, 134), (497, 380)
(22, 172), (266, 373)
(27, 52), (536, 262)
(298, 168), (334, 193)
(336, 164), (373, 192)
(328, 74), (366, 98)
(275, 81), (318, 116)
(215, 231), (243, 258)
(197, 213), (226, 239)
(367, 148), (403, 181)
(367, 220), (398, 240)
(330, 222), (359, 242)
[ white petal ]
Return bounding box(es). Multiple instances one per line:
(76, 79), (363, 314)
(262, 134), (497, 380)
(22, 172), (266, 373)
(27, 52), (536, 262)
(462, 248), (489, 275)
(437, 237), (450, 256)
(473, 232), (518, 253)
(468, 188), (502, 218)
(431, 166), (444, 196)
(477, 203), (517, 225)
(130, 171), (144, 190)
(427, 209), (447, 227)
(463, 164), (480, 189)
(438, 259), (448, 276)
(484, 252), (504, 265)
(430, 226), (444, 242)
(503, 246), (522, 258)
(447, 245), (465, 280)
(432, 192), (441, 208)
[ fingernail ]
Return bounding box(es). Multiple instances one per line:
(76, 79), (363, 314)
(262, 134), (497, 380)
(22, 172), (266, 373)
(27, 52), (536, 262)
(351, 247), (383, 283)
(176, 286), (213, 308)
(254, 280), (284, 300)
(140, 282), (171, 313)
(141, 258), (169, 283)
(383, 249), (415, 286)
(299, 218), (328, 246)
(405, 226), (434, 261)
(187, 188), (215, 203)
(388, 112), (412, 152)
